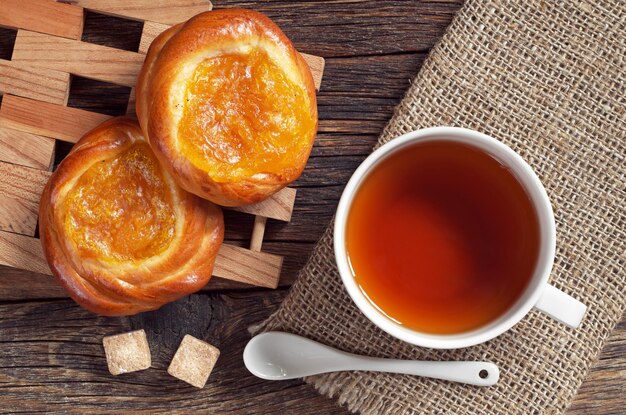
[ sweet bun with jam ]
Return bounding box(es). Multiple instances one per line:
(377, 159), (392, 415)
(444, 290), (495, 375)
(136, 9), (318, 206)
(39, 117), (224, 316)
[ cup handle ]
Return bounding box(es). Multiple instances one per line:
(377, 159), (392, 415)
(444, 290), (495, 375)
(534, 284), (587, 329)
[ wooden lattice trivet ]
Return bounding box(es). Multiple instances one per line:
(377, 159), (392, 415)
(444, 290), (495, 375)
(0, 0), (325, 291)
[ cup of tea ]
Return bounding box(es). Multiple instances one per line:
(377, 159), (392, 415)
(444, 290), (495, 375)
(334, 127), (586, 349)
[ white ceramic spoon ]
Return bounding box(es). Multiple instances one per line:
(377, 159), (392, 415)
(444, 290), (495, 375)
(244, 332), (499, 386)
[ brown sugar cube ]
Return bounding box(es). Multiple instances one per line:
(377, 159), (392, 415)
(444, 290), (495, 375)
(168, 335), (220, 388)
(102, 329), (151, 375)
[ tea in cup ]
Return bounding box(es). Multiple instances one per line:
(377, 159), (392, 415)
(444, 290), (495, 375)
(334, 127), (586, 349)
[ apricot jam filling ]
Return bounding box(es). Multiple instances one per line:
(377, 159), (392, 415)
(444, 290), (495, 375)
(64, 142), (176, 262)
(177, 48), (316, 181)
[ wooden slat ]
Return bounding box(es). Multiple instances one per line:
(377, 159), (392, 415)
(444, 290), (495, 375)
(213, 244), (282, 289)
(139, 20), (170, 54)
(0, 161), (58, 237)
(301, 53), (325, 91)
(0, 197), (39, 236)
(0, 163), (51, 235)
(0, 95), (111, 143)
(126, 87), (137, 116)
(0, 163), (51, 202)
(0, 231), (50, 275)
(71, 0), (212, 25)
(232, 187), (297, 222)
(0, 230), (282, 289)
(0, 59), (71, 105)
(0, 128), (55, 170)
(0, 0), (83, 40)
(12, 30), (145, 87)
(250, 216), (268, 252)
(126, 21), (167, 114)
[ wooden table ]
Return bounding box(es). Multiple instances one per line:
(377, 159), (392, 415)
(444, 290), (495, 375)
(0, 1), (623, 413)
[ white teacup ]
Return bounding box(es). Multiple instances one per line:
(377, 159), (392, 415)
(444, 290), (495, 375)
(334, 127), (586, 349)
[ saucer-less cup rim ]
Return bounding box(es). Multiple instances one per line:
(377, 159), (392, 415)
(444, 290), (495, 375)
(333, 126), (586, 349)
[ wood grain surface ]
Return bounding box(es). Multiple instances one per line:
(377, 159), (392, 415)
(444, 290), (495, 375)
(0, 0), (84, 40)
(0, 2), (623, 414)
(0, 58), (70, 105)
(70, 0), (214, 25)
(0, 162), (50, 235)
(0, 127), (55, 169)
(0, 94), (112, 142)
(12, 30), (145, 87)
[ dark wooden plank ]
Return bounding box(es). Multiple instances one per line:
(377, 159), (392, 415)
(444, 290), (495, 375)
(321, 53), (428, 97)
(0, 297), (623, 414)
(223, 186), (342, 243)
(218, 0), (461, 57)
(0, 0), (622, 413)
(0, 293), (350, 414)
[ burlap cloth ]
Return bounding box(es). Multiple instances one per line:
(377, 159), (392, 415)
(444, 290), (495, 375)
(254, 1), (626, 413)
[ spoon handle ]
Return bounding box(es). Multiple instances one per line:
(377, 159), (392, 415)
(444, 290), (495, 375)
(340, 356), (499, 386)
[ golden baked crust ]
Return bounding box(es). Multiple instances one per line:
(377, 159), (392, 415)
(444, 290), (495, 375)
(136, 9), (318, 206)
(39, 117), (224, 316)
